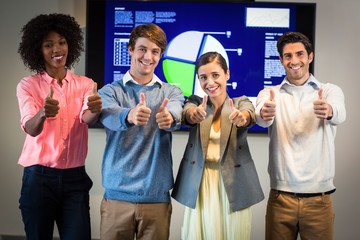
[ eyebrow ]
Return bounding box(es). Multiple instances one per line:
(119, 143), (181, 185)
(43, 37), (66, 43)
(283, 50), (305, 55)
(137, 44), (160, 51)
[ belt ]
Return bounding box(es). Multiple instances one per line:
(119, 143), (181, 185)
(272, 189), (336, 198)
(25, 165), (86, 177)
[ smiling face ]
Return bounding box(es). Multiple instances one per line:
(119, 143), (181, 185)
(41, 31), (68, 75)
(280, 42), (313, 86)
(198, 61), (229, 103)
(128, 37), (162, 85)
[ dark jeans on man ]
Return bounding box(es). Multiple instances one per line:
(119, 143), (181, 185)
(19, 165), (93, 240)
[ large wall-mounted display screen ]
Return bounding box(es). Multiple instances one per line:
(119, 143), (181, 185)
(86, 0), (316, 133)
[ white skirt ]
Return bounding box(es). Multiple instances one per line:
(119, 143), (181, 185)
(181, 160), (252, 240)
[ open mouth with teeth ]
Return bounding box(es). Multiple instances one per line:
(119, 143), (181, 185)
(52, 55), (64, 61)
(290, 65), (301, 70)
(206, 85), (219, 93)
(140, 60), (152, 66)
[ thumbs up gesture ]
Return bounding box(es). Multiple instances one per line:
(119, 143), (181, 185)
(156, 98), (173, 129)
(127, 92), (152, 125)
(313, 88), (333, 119)
(186, 95), (208, 124)
(260, 88), (276, 121)
(229, 99), (247, 127)
(44, 85), (59, 118)
(87, 83), (102, 113)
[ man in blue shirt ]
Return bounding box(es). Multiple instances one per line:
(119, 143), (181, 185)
(98, 23), (184, 240)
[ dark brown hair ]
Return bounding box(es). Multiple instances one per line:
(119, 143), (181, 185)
(277, 32), (313, 57)
(195, 52), (228, 75)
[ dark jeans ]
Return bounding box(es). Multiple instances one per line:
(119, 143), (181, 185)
(19, 165), (93, 240)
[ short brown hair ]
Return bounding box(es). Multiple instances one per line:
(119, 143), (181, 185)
(127, 23), (167, 55)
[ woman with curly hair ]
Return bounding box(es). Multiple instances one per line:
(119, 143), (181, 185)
(16, 13), (102, 240)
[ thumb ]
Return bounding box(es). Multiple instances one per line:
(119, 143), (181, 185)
(202, 95), (208, 109)
(158, 98), (169, 113)
(139, 92), (146, 105)
(269, 88), (275, 101)
(92, 82), (98, 95)
(229, 98), (234, 111)
(48, 85), (54, 99)
(318, 88), (323, 100)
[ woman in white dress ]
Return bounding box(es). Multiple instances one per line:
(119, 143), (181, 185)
(172, 52), (264, 240)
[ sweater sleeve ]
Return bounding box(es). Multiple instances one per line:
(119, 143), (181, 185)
(322, 83), (346, 125)
(255, 87), (275, 128)
(163, 84), (185, 131)
(98, 83), (132, 131)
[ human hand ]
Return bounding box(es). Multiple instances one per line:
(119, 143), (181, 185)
(87, 83), (102, 113)
(127, 92), (152, 125)
(260, 88), (276, 121)
(229, 99), (247, 127)
(43, 86), (59, 118)
(313, 88), (333, 119)
(156, 98), (173, 129)
(187, 95), (207, 124)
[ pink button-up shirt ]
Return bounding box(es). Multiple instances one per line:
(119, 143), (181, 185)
(16, 71), (94, 169)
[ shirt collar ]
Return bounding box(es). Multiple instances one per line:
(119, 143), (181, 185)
(280, 74), (320, 90)
(41, 70), (70, 84)
(122, 71), (163, 86)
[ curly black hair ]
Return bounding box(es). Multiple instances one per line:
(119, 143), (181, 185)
(18, 13), (84, 73)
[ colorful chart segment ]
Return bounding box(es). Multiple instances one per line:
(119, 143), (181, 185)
(162, 31), (229, 97)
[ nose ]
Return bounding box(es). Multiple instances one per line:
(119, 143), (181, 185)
(143, 50), (152, 59)
(207, 77), (216, 84)
(52, 44), (62, 53)
(290, 56), (301, 65)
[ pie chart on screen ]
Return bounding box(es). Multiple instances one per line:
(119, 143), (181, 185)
(162, 31), (229, 97)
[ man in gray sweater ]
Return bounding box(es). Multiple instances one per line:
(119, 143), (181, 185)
(98, 23), (184, 240)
